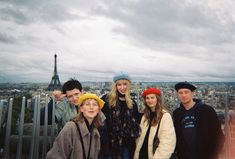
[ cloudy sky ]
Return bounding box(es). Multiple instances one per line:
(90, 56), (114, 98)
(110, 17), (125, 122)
(0, 0), (235, 83)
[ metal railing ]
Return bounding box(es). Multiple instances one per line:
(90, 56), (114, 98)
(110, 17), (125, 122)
(0, 95), (57, 159)
(0, 93), (234, 159)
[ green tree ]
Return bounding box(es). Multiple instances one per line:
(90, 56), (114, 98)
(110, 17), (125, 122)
(11, 95), (32, 134)
(83, 86), (91, 91)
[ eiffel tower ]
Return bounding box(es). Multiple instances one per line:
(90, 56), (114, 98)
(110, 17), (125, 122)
(48, 54), (62, 91)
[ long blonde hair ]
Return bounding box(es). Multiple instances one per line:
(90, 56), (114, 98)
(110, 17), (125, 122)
(107, 79), (133, 109)
(143, 94), (165, 126)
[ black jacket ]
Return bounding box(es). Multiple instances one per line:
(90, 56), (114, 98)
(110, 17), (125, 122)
(99, 94), (141, 158)
(173, 99), (224, 159)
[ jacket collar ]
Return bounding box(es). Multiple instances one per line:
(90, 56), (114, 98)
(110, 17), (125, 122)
(179, 98), (202, 111)
(78, 120), (100, 138)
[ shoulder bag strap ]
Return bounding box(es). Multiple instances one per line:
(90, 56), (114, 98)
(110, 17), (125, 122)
(73, 121), (86, 159)
(156, 116), (162, 135)
(152, 115), (163, 154)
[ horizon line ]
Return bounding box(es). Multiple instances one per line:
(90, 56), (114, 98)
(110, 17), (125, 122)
(1, 81), (235, 84)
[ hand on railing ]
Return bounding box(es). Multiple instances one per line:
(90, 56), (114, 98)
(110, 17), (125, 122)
(52, 90), (66, 101)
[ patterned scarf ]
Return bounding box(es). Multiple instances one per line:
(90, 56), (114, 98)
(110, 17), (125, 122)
(109, 99), (140, 158)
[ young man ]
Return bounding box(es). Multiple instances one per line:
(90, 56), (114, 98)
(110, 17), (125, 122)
(40, 78), (83, 130)
(54, 78), (83, 130)
(172, 81), (224, 159)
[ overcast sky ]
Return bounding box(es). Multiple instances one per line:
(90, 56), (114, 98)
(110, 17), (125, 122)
(0, 0), (235, 83)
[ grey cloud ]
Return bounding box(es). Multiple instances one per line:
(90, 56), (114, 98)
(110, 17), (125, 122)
(0, 6), (32, 25)
(0, 0), (234, 83)
(93, 0), (234, 57)
(0, 32), (16, 44)
(0, 0), (83, 26)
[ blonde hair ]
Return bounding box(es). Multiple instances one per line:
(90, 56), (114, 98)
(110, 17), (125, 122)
(143, 94), (165, 126)
(72, 100), (103, 128)
(107, 79), (133, 109)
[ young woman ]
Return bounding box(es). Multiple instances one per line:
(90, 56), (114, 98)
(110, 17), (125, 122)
(134, 88), (176, 159)
(46, 93), (104, 159)
(100, 72), (141, 159)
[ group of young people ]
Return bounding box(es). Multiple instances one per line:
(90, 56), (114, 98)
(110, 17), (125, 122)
(45, 72), (224, 159)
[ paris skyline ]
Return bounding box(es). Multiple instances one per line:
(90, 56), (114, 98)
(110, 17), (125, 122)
(0, 0), (235, 83)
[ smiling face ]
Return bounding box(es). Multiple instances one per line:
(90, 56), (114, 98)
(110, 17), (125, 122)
(177, 88), (195, 107)
(116, 79), (130, 95)
(145, 94), (158, 111)
(80, 99), (100, 121)
(66, 88), (82, 105)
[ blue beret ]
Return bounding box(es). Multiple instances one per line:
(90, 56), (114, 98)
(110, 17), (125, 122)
(113, 72), (131, 82)
(175, 81), (196, 91)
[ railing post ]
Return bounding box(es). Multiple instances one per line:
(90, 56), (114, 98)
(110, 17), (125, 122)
(0, 100), (3, 157)
(16, 97), (26, 159)
(4, 98), (13, 159)
(173, 87), (178, 110)
(50, 96), (56, 147)
(29, 95), (39, 159)
(224, 92), (230, 159)
(162, 90), (165, 106)
(0, 100), (3, 135)
(34, 95), (41, 159)
(42, 95), (49, 159)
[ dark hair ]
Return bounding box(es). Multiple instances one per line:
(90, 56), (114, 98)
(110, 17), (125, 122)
(62, 78), (82, 94)
(143, 94), (164, 126)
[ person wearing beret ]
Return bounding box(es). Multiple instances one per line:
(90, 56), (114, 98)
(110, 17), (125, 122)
(46, 93), (105, 159)
(134, 88), (176, 159)
(100, 72), (141, 159)
(172, 82), (224, 159)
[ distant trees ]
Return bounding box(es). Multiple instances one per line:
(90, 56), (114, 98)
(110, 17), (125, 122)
(83, 86), (91, 92)
(11, 95), (32, 134)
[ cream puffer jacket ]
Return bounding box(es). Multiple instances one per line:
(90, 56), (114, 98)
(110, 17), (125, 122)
(134, 110), (176, 159)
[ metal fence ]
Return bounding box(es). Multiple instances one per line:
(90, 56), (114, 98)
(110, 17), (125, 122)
(0, 93), (234, 159)
(0, 95), (57, 159)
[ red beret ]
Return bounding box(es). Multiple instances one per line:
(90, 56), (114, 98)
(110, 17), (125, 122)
(142, 88), (161, 97)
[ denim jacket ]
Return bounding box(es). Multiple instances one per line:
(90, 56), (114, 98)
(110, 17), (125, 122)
(55, 97), (78, 131)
